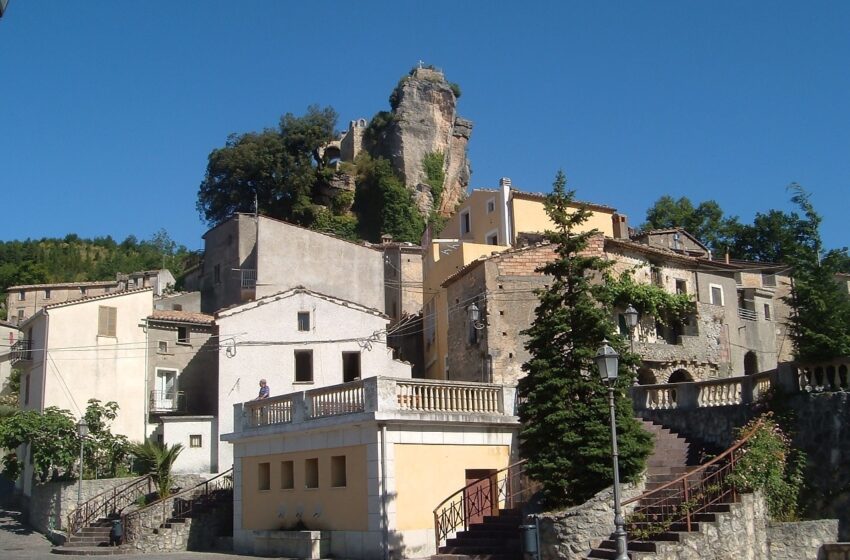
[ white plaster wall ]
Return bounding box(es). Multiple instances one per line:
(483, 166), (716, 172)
(41, 290), (152, 440)
(255, 218), (385, 313)
(216, 291), (412, 470)
(161, 416), (215, 473)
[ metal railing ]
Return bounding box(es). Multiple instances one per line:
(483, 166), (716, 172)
(432, 460), (535, 550)
(10, 338), (32, 364)
(737, 307), (758, 321)
(148, 390), (186, 413)
(241, 269), (257, 289)
(66, 475), (154, 536)
(623, 420), (762, 540)
(122, 469), (233, 545)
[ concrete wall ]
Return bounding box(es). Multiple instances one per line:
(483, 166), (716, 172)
(768, 519), (839, 560)
(200, 215), (257, 314)
(154, 291), (202, 312)
(160, 416), (216, 474)
(0, 323), (19, 398)
(6, 282), (118, 326)
(216, 290), (411, 471)
(380, 244), (423, 323)
(255, 217), (385, 314)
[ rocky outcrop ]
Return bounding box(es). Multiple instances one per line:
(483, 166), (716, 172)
(385, 67), (472, 216)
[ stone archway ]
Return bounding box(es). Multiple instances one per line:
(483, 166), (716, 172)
(637, 367), (657, 386)
(668, 369), (694, 383)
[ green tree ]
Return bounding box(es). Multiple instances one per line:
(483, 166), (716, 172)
(0, 407), (79, 482)
(643, 196), (739, 253)
(518, 171), (652, 508)
(352, 153), (424, 243)
(129, 441), (184, 498)
(196, 105), (338, 227)
(783, 185), (850, 361)
(83, 400), (131, 479)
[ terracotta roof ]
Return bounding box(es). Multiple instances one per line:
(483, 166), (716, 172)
(606, 238), (699, 265)
(8, 280), (119, 290)
(42, 287), (153, 310)
(510, 189), (617, 212)
(148, 310), (215, 325)
(0, 319), (19, 330)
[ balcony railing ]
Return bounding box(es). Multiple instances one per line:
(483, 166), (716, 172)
(10, 338), (32, 364)
(737, 307), (758, 321)
(241, 269), (257, 289)
(238, 377), (515, 432)
(149, 390), (186, 413)
(633, 370), (775, 412)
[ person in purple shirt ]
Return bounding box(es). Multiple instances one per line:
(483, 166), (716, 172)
(256, 378), (270, 400)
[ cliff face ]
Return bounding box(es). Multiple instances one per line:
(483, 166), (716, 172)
(385, 68), (472, 216)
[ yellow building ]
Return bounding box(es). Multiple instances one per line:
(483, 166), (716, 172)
(222, 376), (519, 559)
(422, 178), (622, 379)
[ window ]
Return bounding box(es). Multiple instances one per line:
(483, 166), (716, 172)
(762, 273), (777, 287)
(709, 284), (724, 306)
(18, 290), (24, 301)
(764, 304), (772, 321)
(177, 326), (189, 344)
(98, 306), (118, 337)
(460, 210), (471, 235)
(331, 455), (347, 488)
(157, 341), (168, 354)
(486, 230), (499, 245)
(44, 289), (51, 299)
(342, 352), (361, 382)
(281, 461), (294, 489)
(675, 279), (687, 295)
(305, 458), (319, 489)
(258, 462), (270, 491)
(650, 267), (663, 286)
(214, 264), (221, 284)
(24, 374), (30, 405)
(486, 198), (496, 213)
(189, 434), (202, 448)
(17, 309), (24, 321)
(295, 350), (313, 382)
(172, 304), (183, 311)
(153, 368), (178, 411)
(80, 287), (87, 296)
(297, 311), (310, 332)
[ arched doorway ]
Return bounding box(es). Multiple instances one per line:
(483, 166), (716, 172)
(668, 369), (694, 383)
(744, 351), (759, 375)
(637, 368), (657, 386)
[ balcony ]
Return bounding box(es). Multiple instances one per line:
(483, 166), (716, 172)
(234, 377), (517, 433)
(11, 339), (32, 364)
(737, 307), (758, 321)
(149, 390), (187, 414)
(240, 269), (257, 289)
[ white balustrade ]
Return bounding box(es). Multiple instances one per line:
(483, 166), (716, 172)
(247, 395), (293, 427)
(396, 381), (503, 413)
(645, 386), (678, 410)
(697, 379), (743, 407)
(308, 382), (365, 419)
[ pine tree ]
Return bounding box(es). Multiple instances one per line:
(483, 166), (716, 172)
(517, 171), (653, 508)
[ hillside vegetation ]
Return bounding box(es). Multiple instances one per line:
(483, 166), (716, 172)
(0, 229), (197, 320)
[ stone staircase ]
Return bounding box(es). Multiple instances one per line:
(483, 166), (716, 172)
(433, 507), (523, 560)
(584, 420), (753, 559)
(52, 516), (124, 555)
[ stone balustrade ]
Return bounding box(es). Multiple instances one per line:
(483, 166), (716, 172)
(796, 358), (850, 392)
(633, 370), (776, 411)
(236, 377), (515, 432)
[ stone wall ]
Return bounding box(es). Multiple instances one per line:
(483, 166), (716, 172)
(768, 519), (839, 560)
(26, 473), (211, 535)
(636, 403), (753, 449)
(536, 481), (645, 560)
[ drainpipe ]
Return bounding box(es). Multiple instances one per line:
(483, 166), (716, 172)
(380, 423), (389, 560)
(142, 318), (149, 442)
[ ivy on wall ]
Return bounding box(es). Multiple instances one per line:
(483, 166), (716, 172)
(603, 269), (696, 326)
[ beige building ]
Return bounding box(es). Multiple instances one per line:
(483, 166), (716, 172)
(0, 320), (21, 399)
(222, 376), (518, 559)
(423, 178), (619, 379)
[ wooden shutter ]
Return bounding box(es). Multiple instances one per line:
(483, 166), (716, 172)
(98, 306), (117, 337)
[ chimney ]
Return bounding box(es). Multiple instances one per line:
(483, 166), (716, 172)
(725, 249), (730, 264)
(612, 213), (630, 239)
(499, 177), (512, 189)
(381, 234), (393, 244)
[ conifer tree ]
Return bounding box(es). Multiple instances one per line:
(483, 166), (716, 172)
(517, 171), (653, 508)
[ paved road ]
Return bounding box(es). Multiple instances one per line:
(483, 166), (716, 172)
(0, 505), (261, 560)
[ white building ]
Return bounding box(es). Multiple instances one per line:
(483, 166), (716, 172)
(215, 287), (413, 471)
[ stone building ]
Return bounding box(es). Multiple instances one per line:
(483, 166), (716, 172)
(0, 319), (20, 399)
(145, 309), (219, 473)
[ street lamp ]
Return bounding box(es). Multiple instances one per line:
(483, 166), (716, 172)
(76, 419), (89, 509)
(594, 340), (628, 560)
(467, 302), (485, 330)
(623, 305), (638, 353)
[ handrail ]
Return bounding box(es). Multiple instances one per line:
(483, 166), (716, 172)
(623, 419), (764, 540)
(432, 460), (534, 551)
(66, 474), (154, 536)
(121, 468), (233, 544)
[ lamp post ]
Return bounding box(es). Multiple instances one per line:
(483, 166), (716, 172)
(623, 305), (638, 355)
(467, 302), (485, 330)
(594, 340), (628, 560)
(76, 419), (89, 509)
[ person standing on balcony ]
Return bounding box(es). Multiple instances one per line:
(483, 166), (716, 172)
(255, 379), (270, 400)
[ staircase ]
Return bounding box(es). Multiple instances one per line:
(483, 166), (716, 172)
(432, 461), (534, 560)
(584, 420), (761, 559)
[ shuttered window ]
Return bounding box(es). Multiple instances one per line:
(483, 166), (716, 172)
(98, 306), (118, 337)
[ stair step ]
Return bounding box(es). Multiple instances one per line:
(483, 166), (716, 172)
(433, 554), (518, 560)
(446, 537), (520, 547)
(597, 539), (658, 552)
(440, 545), (522, 555)
(52, 546), (129, 556)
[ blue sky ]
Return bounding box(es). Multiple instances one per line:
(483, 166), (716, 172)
(1, 1), (848, 252)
